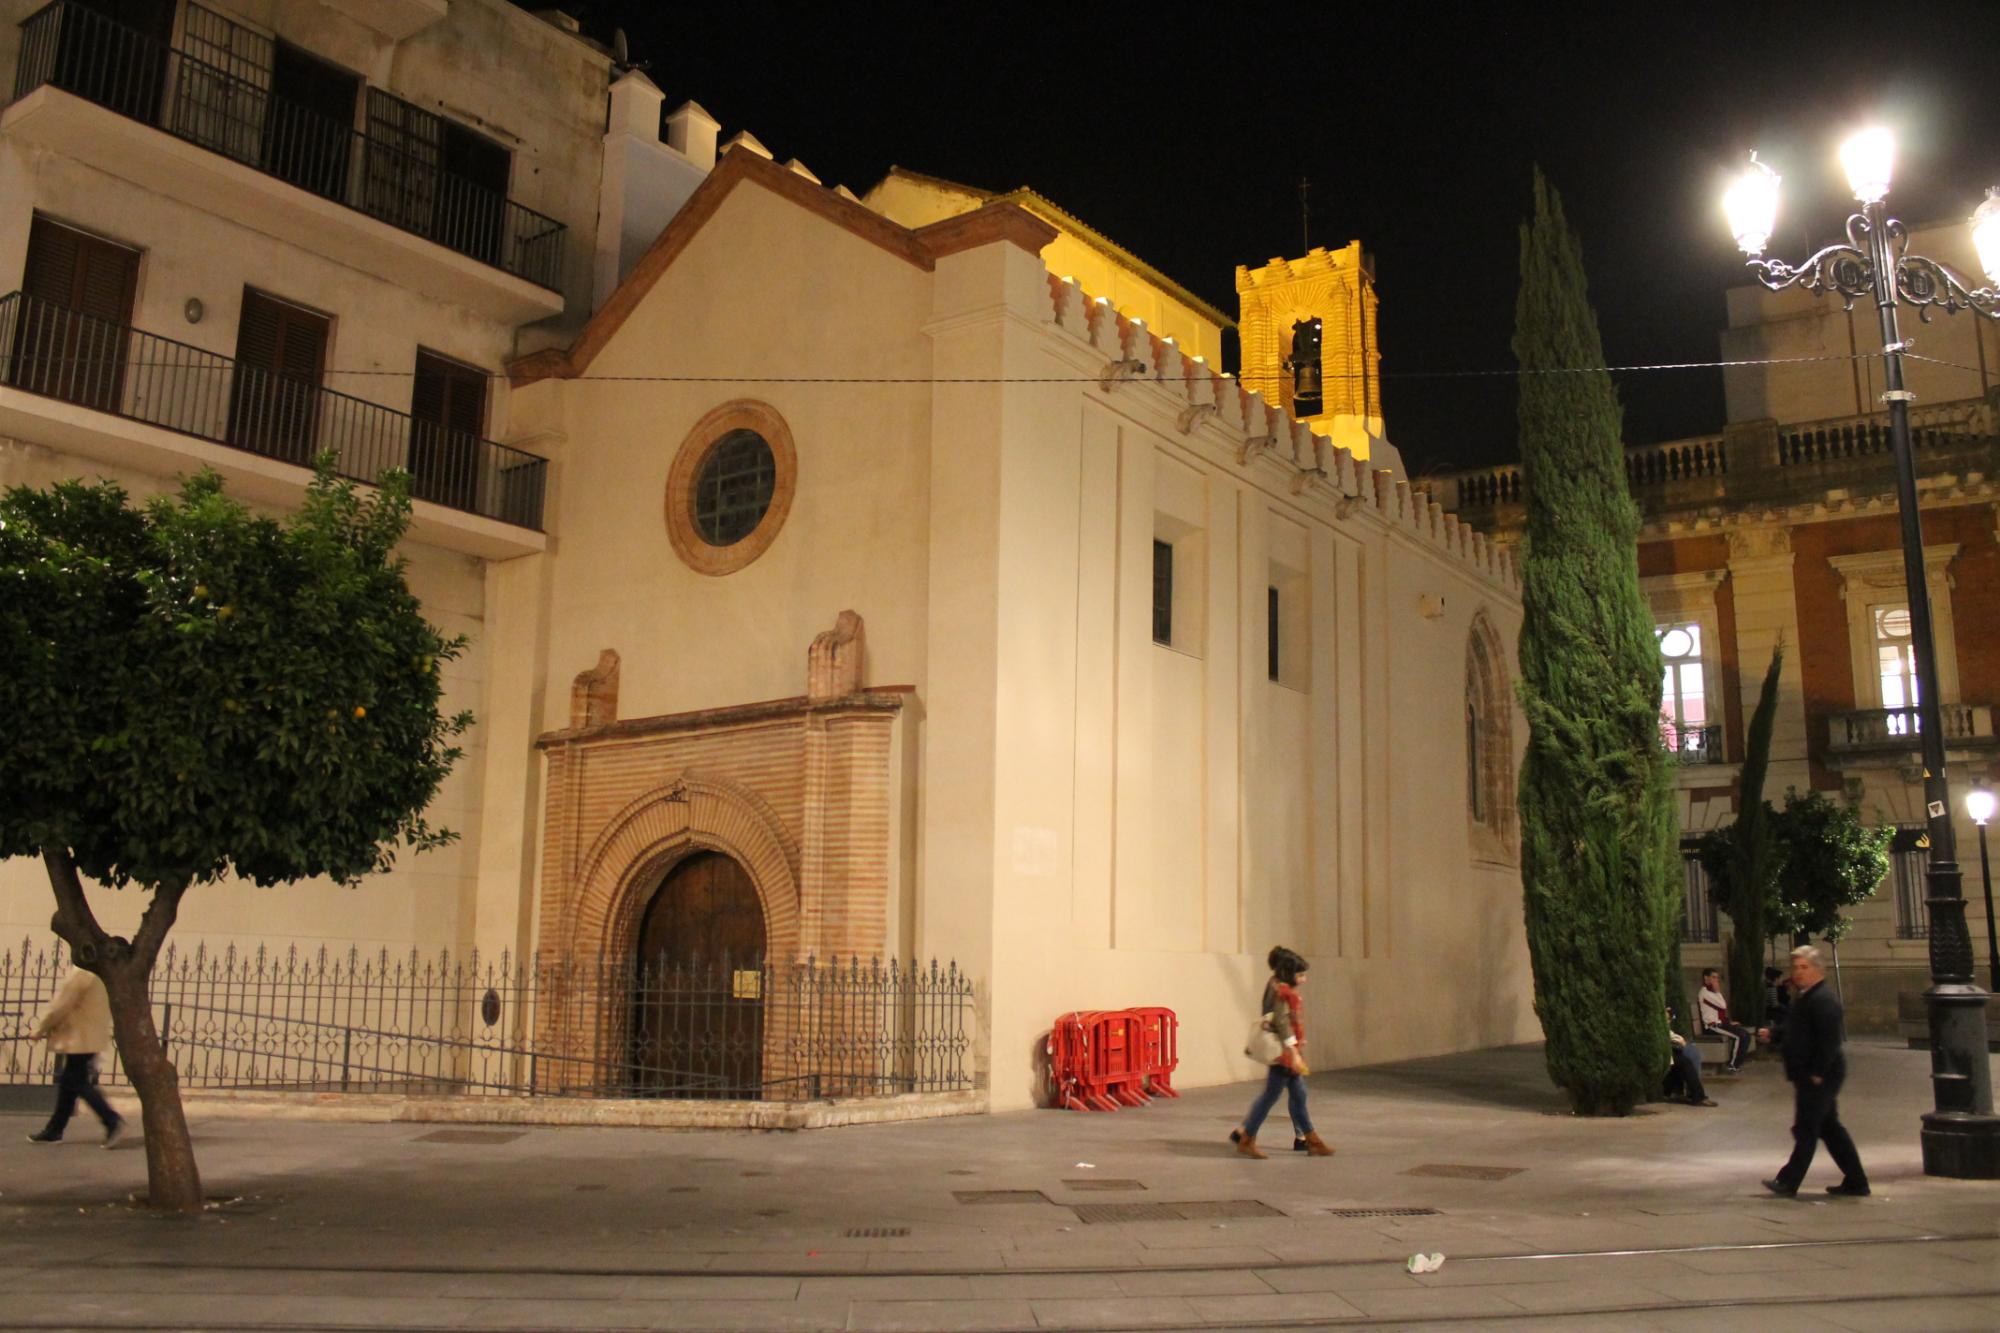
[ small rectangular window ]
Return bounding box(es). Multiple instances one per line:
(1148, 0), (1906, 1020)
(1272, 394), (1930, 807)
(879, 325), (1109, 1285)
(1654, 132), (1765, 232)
(1679, 841), (1717, 943)
(1890, 826), (1928, 938)
(1152, 540), (1174, 646)
(1267, 586), (1281, 681)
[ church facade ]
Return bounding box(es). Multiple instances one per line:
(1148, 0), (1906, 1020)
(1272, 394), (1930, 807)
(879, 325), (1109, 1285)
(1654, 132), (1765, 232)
(0, 1), (1538, 1110)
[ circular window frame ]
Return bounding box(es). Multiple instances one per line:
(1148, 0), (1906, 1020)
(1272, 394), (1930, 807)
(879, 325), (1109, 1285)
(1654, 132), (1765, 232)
(665, 400), (797, 576)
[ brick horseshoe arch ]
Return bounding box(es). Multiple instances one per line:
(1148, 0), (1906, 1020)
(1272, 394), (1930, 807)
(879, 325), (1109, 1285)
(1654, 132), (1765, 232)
(566, 774), (803, 969)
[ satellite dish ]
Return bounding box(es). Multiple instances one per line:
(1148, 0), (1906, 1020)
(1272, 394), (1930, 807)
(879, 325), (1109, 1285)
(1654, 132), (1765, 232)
(613, 27), (629, 66)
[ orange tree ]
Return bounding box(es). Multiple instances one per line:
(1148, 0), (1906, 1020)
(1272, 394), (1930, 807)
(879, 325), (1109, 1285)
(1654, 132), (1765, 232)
(0, 461), (467, 1212)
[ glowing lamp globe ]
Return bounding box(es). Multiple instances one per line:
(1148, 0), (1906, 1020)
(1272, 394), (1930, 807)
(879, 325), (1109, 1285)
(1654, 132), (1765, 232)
(1972, 188), (2000, 287)
(1968, 787), (1998, 828)
(1724, 154), (1781, 256)
(1840, 127), (1896, 204)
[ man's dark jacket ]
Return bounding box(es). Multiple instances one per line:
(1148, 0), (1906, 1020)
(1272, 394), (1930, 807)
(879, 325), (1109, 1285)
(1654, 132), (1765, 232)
(1781, 979), (1846, 1088)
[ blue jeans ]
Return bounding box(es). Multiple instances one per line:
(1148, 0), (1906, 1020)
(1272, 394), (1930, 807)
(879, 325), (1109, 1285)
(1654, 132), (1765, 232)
(41, 1054), (119, 1139)
(1243, 1063), (1312, 1138)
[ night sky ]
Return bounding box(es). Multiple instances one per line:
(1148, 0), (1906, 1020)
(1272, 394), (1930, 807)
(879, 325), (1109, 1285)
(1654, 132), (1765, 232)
(525, 2), (2000, 475)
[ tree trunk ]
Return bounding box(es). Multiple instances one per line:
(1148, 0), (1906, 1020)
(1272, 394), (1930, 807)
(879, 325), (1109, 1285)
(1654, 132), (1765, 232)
(41, 847), (202, 1213)
(100, 961), (203, 1212)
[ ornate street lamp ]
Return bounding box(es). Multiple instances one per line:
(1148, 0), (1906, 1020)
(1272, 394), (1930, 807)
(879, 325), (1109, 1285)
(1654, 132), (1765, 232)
(1968, 787), (1997, 995)
(1725, 129), (2000, 1179)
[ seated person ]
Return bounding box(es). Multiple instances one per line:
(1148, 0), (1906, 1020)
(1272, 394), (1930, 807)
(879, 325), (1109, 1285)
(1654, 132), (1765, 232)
(1663, 1003), (1716, 1107)
(1696, 968), (1754, 1072)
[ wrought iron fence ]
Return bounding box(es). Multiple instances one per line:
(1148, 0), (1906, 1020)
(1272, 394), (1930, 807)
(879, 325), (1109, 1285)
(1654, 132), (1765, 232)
(0, 940), (974, 1102)
(13, 1), (566, 290)
(0, 291), (547, 529)
(1662, 721), (1725, 764)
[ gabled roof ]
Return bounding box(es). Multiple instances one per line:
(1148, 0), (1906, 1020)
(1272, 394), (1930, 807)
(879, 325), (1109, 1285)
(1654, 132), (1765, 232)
(873, 166), (1237, 332)
(510, 150), (1055, 385)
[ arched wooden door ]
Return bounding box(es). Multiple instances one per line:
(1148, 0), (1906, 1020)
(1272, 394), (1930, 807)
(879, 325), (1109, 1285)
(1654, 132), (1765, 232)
(631, 851), (766, 1099)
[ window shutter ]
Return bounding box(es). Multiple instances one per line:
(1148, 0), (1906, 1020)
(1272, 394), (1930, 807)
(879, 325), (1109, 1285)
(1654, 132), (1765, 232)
(75, 239), (138, 323)
(24, 216), (139, 321)
(22, 217), (81, 305)
(234, 289), (283, 370)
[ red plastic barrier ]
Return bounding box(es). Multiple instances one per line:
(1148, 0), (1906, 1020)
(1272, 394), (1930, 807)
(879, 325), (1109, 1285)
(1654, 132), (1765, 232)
(1048, 1007), (1180, 1111)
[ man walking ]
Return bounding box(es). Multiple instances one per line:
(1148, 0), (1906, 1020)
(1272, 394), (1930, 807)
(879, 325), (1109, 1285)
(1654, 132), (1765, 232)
(26, 962), (124, 1147)
(1758, 946), (1866, 1198)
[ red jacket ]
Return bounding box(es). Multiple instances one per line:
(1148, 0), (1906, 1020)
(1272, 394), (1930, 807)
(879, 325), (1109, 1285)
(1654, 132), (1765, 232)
(1272, 981), (1306, 1073)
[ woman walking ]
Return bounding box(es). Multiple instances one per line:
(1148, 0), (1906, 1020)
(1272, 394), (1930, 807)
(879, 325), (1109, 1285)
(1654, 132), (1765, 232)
(1230, 946), (1332, 1158)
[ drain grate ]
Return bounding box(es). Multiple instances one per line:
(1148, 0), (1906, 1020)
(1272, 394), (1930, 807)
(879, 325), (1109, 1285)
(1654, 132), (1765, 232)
(412, 1130), (526, 1145)
(1064, 1179), (1147, 1192)
(1403, 1164), (1524, 1181)
(1326, 1206), (1443, 1219)
(954, 1189), (1053, 1205)
(1072, 1199), (1284, 1224)
(844, 1226), (911, 1238)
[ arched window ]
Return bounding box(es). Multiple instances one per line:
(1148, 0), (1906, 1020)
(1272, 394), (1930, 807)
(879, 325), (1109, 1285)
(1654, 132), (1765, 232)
(1466, 611), (1516, 860)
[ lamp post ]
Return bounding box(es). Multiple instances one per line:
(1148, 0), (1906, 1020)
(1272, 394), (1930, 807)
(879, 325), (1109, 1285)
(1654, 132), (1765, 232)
(1968, 787), (1997, 995)
(1724, 131), (2000, 1179)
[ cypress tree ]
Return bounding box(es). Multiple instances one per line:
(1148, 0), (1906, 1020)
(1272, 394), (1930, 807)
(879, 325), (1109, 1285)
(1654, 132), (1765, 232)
(1513, 170), (1680, 1115)
(1697, 644), (1787, 1028)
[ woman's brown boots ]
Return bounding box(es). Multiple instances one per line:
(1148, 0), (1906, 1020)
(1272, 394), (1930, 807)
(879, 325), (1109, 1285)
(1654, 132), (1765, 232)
(1234, 1134), (1268, 1159)
(1299, 1132), (1335, 1157)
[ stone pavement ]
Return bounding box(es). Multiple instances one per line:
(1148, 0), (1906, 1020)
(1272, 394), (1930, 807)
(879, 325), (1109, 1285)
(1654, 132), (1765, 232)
(1, 1040), (1996, 1331)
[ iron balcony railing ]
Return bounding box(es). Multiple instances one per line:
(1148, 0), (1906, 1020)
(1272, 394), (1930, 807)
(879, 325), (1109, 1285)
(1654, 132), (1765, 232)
(0, 941), (976, 1103)
(1663, 721), (1726, 765)
(12, 1), (566, 290)
(1826, 704), (1996, 754)
(0, 291), (547, 529)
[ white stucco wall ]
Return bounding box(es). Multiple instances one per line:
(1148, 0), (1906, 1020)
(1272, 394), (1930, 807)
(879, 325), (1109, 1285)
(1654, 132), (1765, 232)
(0, 0), (604, 963)
(498, 171), (1539, 1109)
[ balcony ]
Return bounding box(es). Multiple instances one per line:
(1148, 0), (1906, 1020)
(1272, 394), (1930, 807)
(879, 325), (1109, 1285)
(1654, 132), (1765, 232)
(1663, 722), (1726, 765)
(0, 291), (546, 553)
(5, 2), (566, 323)
(1825, 705), (1999, 764)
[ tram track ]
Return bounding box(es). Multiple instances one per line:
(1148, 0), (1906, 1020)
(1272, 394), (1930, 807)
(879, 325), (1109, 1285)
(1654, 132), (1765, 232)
(0, 1231), (1991, 1332)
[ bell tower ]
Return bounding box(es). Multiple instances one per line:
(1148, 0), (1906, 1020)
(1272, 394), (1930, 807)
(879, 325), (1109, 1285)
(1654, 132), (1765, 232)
(1236, 241), (1383, 458)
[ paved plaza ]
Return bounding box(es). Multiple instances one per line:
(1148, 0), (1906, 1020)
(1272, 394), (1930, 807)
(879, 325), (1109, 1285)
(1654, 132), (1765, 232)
(2, 1040), (1996, 1331)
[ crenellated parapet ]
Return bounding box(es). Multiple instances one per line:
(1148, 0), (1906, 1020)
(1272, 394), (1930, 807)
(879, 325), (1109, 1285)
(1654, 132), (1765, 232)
(1045, 275), (1517, 593)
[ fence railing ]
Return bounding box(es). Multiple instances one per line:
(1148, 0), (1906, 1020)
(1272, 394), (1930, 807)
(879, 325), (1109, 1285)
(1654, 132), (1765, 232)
(0, 941), (974, 1103)
(1663, 722), (1725, 765)
(12, 1), (566, 290)
(1777, 398), (1991, 468)
(1424, 397), (1993, 522)
(0, 291), (546, 529)
(1826, 703), (1995, 753)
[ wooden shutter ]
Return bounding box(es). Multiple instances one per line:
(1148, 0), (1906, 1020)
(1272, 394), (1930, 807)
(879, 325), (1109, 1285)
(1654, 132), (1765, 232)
(17, 215), (139, 410)
(229, 289), (328, 463)
(24, 215), (139, 320)
(409, 349), (485, 510)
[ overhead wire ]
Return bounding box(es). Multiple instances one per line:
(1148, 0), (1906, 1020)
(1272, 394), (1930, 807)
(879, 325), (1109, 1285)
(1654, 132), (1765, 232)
(267, 349), (1894, 384)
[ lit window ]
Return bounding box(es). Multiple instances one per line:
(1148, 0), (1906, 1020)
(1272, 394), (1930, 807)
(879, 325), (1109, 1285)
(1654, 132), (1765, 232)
(1657, 622), (1707, 756)
(1874, 604), (1919, 733)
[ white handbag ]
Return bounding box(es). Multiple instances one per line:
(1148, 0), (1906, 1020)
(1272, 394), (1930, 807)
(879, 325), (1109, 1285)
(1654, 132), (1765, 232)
(1244, 1013), (1283, 1065)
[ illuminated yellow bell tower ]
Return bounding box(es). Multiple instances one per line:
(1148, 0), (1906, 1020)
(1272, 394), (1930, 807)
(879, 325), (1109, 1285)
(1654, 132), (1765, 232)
(1235, 241), (1383, 458)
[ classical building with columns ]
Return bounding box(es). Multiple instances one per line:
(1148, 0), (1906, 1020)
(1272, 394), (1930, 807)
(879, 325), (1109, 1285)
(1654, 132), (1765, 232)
(1, 0), (1538, 1109)
(1425, 226), (2000, 1034)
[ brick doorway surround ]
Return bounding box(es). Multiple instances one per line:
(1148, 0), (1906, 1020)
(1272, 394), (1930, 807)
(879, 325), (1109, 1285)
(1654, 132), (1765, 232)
(529, 615), (902, 1087)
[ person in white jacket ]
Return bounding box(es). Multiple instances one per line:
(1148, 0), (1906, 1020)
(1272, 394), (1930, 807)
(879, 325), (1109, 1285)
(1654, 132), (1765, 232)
(27, 964), (124, 1146)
